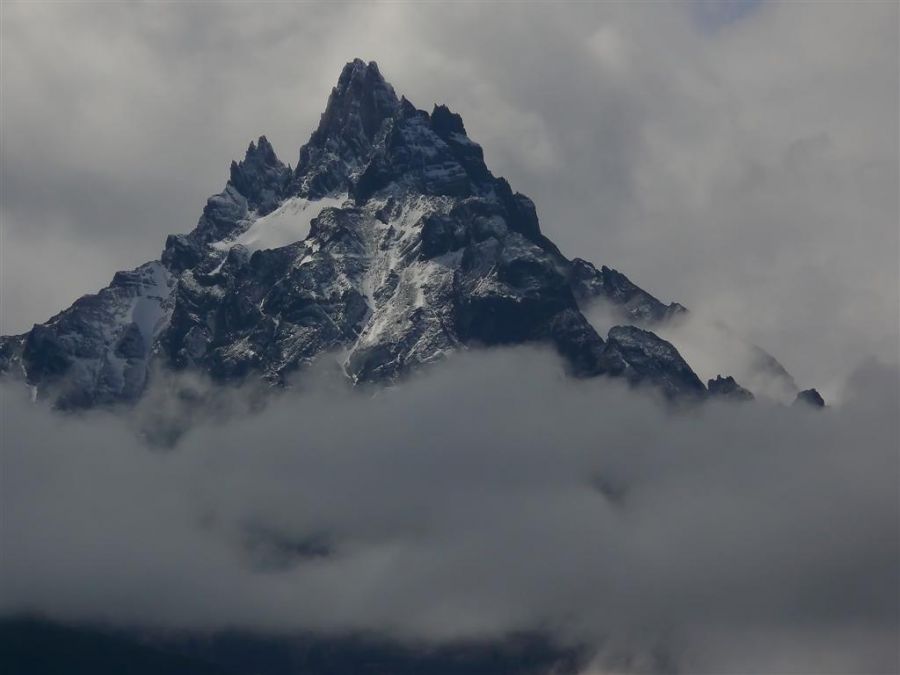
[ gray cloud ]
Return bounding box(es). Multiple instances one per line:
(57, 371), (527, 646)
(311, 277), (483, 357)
(1, 349), (897, 674)
(1, 2), (897, 394)
(1, 4), (898, 672)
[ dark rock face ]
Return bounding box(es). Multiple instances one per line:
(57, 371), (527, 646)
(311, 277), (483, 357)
(601, 326), (706, 399)
(569, 259), (686, 325)
(708, 375), (755, 401)
(229, 136), (293, 215)
(794, 388), (826, 408)
(0, 335), (24, 375)
(4, 261), (170, 408)
(296, 59), (401, 198)
(1, 59), (805, 409)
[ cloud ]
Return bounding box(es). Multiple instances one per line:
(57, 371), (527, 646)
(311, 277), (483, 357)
(1, 348), (897, 673)
(689, 0), (764, 32)
(1, 5), (897, 671)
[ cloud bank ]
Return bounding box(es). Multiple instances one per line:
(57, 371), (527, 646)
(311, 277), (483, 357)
(1, 348), (897, 674)
(1, 2), (897, 672)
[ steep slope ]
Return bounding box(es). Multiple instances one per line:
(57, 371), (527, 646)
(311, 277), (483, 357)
(0, 59), (786, 408)
(1, 262), (173, 408)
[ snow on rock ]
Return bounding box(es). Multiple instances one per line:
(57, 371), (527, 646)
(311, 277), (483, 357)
(130, 261), (171, 346)
(1, 260), (175, 407)
(212, 194), (348, 254)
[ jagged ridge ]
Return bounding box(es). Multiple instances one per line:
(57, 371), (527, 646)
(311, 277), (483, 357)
(0, 59), (805, 409)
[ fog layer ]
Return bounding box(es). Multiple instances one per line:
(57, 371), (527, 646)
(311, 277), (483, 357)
(2, 348), (897, 674)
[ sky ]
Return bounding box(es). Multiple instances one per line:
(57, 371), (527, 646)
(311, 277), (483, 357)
(0, 2), (898, 673)
(1, 0), (898, 395)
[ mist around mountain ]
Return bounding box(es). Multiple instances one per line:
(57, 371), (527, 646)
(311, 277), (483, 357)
(0, 58), (897, 675)
(1, 351), (897, 674)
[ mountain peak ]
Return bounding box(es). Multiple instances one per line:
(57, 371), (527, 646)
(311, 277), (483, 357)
(239, 135), (279, 167)
(294, 60), (399, 197)
(336, 58), (385, 88)
(228, 135), (291, 216)
(313, 59), (398, 144)
(431, 104), (467, 137)
(0, 59), (810, 412)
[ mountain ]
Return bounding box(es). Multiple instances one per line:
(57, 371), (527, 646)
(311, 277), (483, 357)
(0, 59), (807, 409)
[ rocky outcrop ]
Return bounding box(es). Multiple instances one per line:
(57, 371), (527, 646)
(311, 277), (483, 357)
(707, 375), (755, 401)
(0, 59), (813, 410)
(600, 326), (706, 399)
(794, 388), (826, 408)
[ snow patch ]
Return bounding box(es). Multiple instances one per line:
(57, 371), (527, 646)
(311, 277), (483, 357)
(130, 262), (171, 348)
(212, 195), (348, 254)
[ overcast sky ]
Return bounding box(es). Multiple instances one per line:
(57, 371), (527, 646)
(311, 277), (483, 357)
(1, 1), (897, 394)
(1, 4), (899, 673)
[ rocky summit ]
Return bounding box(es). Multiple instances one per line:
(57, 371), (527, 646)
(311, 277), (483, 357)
(0, 60), (804, 409)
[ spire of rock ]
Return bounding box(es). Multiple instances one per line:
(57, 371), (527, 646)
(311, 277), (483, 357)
(430, 104), (467, 137)
(228, 135), (291, 215)
(708, 374), (754, 401)
(320, 60), (398, 140)
(295, 59), (400, 197)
